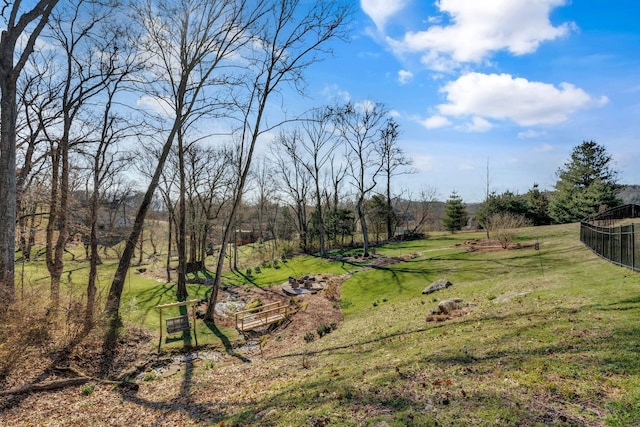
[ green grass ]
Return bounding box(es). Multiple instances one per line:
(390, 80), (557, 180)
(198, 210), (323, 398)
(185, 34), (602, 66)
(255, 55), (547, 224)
(15, 224), (640, 425)
(220, 223), (640, 426)
(16, 243), (359, 350)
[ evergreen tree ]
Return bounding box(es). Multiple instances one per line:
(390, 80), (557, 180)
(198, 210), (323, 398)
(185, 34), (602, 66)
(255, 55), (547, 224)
(550, 141), (621, 223)
(477, 190), (528, 233)
(442, 191), (468, 233)
(525, 184), (552, 226)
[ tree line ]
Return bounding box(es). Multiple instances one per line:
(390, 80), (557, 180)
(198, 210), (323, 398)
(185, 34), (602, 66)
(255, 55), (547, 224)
(441, 140), (622, 236)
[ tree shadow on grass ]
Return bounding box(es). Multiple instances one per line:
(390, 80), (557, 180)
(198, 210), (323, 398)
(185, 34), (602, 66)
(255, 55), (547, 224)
(132, 282), (176, 323)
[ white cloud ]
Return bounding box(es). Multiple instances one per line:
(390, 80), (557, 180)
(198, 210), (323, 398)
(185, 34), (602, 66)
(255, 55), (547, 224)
(518, 129), (547, 139)
(437, 72), (593, 126)
(137, 95), (172, 117)
(386, 0), (573, 71)
(420, 115), (452, 129)
(465, 116), (492, 132)
(361, 0), (409, 30)
(398, 69), (413, 84)
(411, 153), (437, 172)
(534, 143), (554, 152)
(321, 84), (351, 102)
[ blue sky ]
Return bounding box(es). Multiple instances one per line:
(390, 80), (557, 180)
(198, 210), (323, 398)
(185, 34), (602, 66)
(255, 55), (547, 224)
(296, 0), (640, 202)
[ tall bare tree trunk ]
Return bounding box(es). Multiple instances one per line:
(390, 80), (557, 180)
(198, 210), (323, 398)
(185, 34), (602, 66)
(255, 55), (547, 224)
(176, 130), (187, 301)
(0, 0), (59, 305)
(166, 211), (173, 283)
(105, 123), (181, 320)
(86, 179), (100, 328)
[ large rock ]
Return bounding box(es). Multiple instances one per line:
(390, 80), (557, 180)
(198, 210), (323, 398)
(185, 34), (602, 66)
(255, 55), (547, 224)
(422, 279), (452, 295)
(437, 298), (463, 314)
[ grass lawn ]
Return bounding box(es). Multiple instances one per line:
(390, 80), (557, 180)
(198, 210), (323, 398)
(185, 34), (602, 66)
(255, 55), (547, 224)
(220, 223), (640, 426)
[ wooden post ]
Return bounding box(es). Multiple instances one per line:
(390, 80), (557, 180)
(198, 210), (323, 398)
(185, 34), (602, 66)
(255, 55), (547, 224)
(192, 303), (198, 347)
(156, 299), (200, 347)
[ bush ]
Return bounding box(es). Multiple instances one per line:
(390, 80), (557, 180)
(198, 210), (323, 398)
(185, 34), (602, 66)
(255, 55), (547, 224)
(280, 242), (294, 260)
(489, 213), (529, 249)
(81, 384), (95, 396)
(316, 323), (332, 337)
(246, 267), (252, 276)
(304, 332), (315, 343)
(245, 298), (262, 310)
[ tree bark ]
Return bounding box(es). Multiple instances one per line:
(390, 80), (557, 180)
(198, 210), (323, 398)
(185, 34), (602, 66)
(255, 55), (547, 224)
(0, 0), (60, 304)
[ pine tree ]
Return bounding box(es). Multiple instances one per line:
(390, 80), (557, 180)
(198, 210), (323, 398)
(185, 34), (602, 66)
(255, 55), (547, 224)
(550, 141), (621, 223)
(442, 191), (469, 233)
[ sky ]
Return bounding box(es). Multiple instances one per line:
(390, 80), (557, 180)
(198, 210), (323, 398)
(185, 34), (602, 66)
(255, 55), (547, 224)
(295, 0), (640, 202)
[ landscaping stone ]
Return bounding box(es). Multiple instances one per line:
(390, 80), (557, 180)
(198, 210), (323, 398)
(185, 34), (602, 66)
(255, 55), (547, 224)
(422, 279), (453, 294)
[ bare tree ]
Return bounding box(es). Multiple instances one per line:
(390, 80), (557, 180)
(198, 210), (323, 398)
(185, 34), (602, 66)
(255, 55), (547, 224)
(81, 38), (140, 327)
(333, 101), (388, 257)
(271, 130), (312, 253)
(297, 107), (338, 257)
(184, 143), (234, 265)
(15, 56), (59, 263)
(400, 186), (438, 234)
(0, 0), (59, 304)
(324, 152), (348, 212)
(41, 0), (128, 309)
(15, 55), (58, 225)
(105, 0), (260, 319)
(204, 0), (352, 321)
(154, 149), (178, 283)
(377, 117), (411, 240)
(250, 157), (276, 247)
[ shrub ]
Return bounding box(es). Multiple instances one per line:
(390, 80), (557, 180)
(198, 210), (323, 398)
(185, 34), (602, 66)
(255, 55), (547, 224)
(489, 212), (529, 249)
(245, 298), (262, 310)
(280, 242), (294, 260)
(316, 323), (332, 337)
(246, 267), (252, 276)
(143, 371), (159, 382)
(81, 384), (95, 396)
(304, 332), (315, 343)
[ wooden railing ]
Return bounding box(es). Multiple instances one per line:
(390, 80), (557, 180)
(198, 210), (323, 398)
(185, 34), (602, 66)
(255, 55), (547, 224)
(234, 301), (289, 332)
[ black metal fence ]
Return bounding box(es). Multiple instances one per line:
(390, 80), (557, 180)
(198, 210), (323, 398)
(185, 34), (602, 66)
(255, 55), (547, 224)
(580, 204), (640, 271)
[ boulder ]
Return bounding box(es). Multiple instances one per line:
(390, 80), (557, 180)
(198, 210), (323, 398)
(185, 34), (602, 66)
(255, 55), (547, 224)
(422, 279), (452, 295)
(437, 298), (463, 314)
